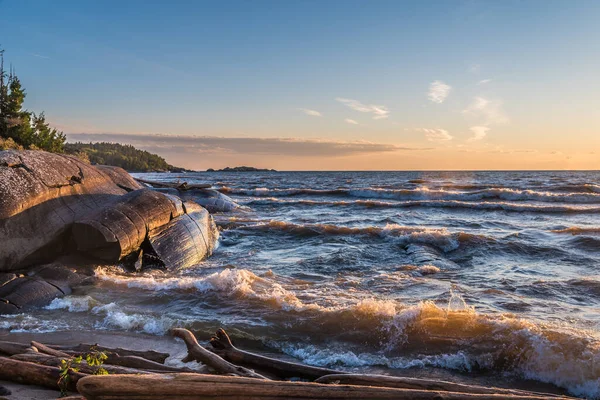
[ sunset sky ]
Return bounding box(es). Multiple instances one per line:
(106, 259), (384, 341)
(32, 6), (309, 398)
(1, 0), (599, 170)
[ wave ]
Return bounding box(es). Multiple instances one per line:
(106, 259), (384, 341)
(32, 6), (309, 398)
(552, 226), (600, 235)
(221, 186), (600, 203)
(231, 221), (488, 252)
(36, 268), (599, 398)
(244, 198), (600, 214)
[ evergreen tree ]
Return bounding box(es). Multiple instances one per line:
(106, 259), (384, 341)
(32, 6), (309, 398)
(0, 47), (66, 152)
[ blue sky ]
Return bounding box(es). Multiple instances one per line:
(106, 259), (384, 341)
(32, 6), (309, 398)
(1, 0), (599, 169)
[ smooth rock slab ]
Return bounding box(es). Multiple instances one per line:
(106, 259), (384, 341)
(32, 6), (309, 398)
(0, 276), (69, 314)
(153, 188), (242, 213)
(0, 150), (132, 271)
(148, 201), (219, 270)
(72, 189), (185, 262)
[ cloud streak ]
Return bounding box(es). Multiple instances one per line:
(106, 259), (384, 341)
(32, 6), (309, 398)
(416, 128), (453, 142)
(335, 98), (389, 119)
(428, 80), (451, 104)
(345, 119), (359, 125)
(462, 96), (509, 125)
(299, 108), (322, 117)
(467, 126), (490, 142)
(67, 133), (429, 157)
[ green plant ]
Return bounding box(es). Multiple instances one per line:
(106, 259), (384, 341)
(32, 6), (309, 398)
(85, 347), (109, 375)
(58, 355), (82, 397)
(58, 348), (108, 397)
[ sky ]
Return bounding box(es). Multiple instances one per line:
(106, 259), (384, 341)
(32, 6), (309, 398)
(1, 0), (599, 170)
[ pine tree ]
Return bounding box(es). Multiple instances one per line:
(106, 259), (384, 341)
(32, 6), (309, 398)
(0, 47), (66, 152)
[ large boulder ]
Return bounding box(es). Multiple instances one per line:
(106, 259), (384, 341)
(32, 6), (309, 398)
(0, 150), (133, 271)
(0, 150), (219, 272)
(72, 189), (186, 262)
(154, 187), (242, 213)
(148, 201), (219, 270)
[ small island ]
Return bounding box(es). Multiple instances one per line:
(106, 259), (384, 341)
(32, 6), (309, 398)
(206, 166), (277, 172)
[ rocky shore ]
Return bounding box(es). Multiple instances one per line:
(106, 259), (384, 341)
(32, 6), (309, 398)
(0, 150), (225, 314)
(0, 150), (579, 399)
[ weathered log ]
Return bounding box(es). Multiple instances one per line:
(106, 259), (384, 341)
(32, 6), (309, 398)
(76, 373), (572, 400)
(52, 349), (188, 373)
(136, 177), (211, 190)
(315, 374), (566, 398)
(0, 150), (130, 271)
(171, 328), (268, 379)
(11, 352), (154, 375)
(103, 354), (194, 373)
(72, 189), (184, 262)
(148, 202), (219, 270)
(0, 340), (32, 356)
(31, 341), (71, 358)
(209, 328), (344, 380)
(0, 356), (85, 391)
(47, 343), (170, 364)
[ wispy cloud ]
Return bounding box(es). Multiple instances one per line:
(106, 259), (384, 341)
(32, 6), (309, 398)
(417, 128), (453, 142)
(299, 108), (322, 117)
(477, 79), (492, 85)
(335, 98), (389, 120)
(67, 133), (429, 157)
(427, 81), (451, 104)
(467, 126), (490, 142)
(462, 96), (509, 125)
(345, 119), (359, 125)
(29, 53), (50, 59)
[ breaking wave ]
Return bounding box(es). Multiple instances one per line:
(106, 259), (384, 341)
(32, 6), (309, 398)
(230, 221), (488, 251)
(92, 268), (600, 398)
(552, 226), (600, 235)
(222, 186), (600, 203)
(244, 197), (600, 214)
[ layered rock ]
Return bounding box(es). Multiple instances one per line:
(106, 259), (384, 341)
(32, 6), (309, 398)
(0, 150), (219, 312)
(0, 150), (133, 271)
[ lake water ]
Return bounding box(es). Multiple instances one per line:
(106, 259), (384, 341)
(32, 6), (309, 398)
(6, 170), (600, 398)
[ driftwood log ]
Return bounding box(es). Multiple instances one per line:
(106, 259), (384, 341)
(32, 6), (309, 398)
(0, 356), (85, 391)
(0, 340), (32, 356)
(0, 333), (574, 399)
(50, 350), (190, 373)
(315, 374), (566, 398)
(31, 340), (71, 358)
(171, 328), (268, 379)
(76, 373), (572, 400)
(47, 343), (169, 364)
(11, 352), (154, 375)
(209, 328), (344, 380)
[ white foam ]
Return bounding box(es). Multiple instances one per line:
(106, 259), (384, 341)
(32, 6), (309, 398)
(45, 295), (95, 312)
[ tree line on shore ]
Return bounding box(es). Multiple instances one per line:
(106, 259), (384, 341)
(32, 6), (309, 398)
(0, 47), (185, 172)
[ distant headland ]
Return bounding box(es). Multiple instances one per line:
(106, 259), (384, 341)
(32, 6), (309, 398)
(207, 166), (277, 172)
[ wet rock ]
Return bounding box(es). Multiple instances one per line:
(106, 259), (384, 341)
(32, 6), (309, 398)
(96, 165), (144, 192)
(155, 187), (242, 213)
(72, 189), (185, 262)
(0, 276), (68, 314)
(0, 150), (131, 271)
(148, 201), (219, 270)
